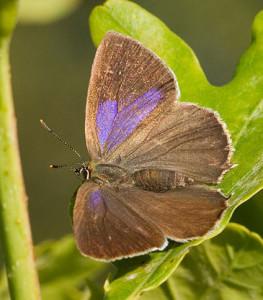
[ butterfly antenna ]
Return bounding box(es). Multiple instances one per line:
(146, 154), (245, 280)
(40, 119), (82, 160)
(49, 161), (84, 169)
(49, 164), (69, 169)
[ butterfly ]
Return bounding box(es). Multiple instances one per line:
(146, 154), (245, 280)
(72, 31), (233, 261)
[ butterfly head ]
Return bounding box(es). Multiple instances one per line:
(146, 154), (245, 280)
(74, 165), (90, 181)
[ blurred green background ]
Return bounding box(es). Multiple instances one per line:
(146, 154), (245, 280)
(10, 0), (263, 244)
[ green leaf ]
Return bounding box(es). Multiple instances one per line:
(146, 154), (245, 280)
(37, 236), (109, 300)
(141, 223), (263, 300)
(0, 235), (111, 300)
(18, 0), (81, 24)
(139, 281), (173, 300)
(89, 0), (263, 299)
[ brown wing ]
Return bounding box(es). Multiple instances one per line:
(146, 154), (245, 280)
(118, 185), (228, 241)
(107, 102), (232, 184)
(73, 182), (227, 261)
(85, 31), (178, 160)
(73, 182), (166, 261)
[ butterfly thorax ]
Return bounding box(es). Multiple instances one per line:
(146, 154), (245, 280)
(88, 163), (130, 186)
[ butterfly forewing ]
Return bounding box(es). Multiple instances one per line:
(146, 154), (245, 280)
(85, 31), (178, 160)
(73, 182), (166, 261)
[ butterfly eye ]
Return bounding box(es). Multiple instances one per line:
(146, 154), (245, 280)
(79, 167), (90, 180)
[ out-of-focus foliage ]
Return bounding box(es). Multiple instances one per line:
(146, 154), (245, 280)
(1, 225), (261, 300)
(18, 0), (82, 24)
(88, 0), (263, 299)
(0, 236), (110, 300)
(234, 190), (263, 236)
(0, 0), (17, 37)
(141, 223), (263, 300)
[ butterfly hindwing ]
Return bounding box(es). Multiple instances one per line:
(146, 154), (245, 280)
(120, 185), (227, 241)
(110, 102), (232, 184)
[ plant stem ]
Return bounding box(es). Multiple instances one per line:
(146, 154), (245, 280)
(0, 35), (41, 300)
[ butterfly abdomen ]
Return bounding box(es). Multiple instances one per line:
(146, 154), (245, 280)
(133, 169), (193, 192)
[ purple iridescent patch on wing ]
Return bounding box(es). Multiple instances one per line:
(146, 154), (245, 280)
(96, 88), (162, 153)
(96, 100), (118, 149)
(107, 88), (162, 151)
(90, 190), (102, 208)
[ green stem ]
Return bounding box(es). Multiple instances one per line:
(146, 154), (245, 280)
(0, 32), (41, 300)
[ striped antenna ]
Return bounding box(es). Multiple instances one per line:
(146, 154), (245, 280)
(40, 119), (82, 160)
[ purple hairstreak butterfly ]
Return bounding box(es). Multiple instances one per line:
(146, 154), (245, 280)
(44, 32), (233, 261)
